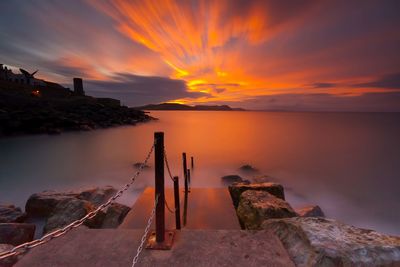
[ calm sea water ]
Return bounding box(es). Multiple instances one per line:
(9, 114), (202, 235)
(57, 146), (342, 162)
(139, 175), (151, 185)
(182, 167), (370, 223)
(1, 111), (399, 235)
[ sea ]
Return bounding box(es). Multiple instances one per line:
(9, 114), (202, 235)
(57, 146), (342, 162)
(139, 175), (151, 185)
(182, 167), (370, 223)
(1, 111), (399, 235)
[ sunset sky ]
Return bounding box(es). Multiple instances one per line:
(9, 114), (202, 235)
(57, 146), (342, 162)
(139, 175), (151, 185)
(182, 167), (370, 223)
(0, 0), (399, 111)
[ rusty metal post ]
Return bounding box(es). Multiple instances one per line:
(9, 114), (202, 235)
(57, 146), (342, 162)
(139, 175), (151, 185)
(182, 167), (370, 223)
(187, 169), (191, 188)
(154, 132), (165, 243)
(191, 156), (194, 169)
(173, 176), (181, 230)
(183, 152), (188, 193)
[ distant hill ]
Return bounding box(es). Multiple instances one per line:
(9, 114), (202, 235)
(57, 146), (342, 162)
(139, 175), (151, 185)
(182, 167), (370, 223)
(135, 103), (245, 111)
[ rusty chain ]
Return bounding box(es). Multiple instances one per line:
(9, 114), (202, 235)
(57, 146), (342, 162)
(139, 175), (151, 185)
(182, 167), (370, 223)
(131, 194), (159, 267)
(163, 147), (175, 182)
(0, 143), (155, 260)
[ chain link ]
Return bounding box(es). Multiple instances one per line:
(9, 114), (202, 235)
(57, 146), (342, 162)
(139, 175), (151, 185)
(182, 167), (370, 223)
(163, 147), (175, 182)
(0, 143), (155, 260)
(131, 194), (159, 267)
(164, 195), (175, 213)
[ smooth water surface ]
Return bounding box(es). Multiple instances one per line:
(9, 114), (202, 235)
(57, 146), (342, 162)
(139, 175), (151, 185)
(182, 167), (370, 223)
(1, 111), (399, 235)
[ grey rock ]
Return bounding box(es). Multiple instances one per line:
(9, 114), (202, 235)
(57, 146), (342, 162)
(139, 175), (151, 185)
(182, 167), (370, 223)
(229, 182), (285, 208)
(238, 164), (259, 174)
(77, 186), (117, 206)
(101, 203), (130, 228)
(237, 191), (297, 230)
(296, 205), (325, 217)
(0, 223), (35, 246)
(221, 175), (243, 185)
(262, 217), (400, 267)
(0, 205), (26, 223)
(25, 191), (78, 217)
(43, 198), (94, 234)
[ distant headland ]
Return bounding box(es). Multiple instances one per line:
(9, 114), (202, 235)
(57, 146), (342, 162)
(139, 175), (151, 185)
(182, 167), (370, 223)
(135, 103), (245, 111)
(0, 64), (153, 137)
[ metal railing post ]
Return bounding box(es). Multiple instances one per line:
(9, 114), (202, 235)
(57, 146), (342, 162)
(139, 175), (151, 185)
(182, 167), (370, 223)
(154, 132), (165, 243)
(182, 152), (188, 193)
(187, 169), (191, 189)
(173, 176), (181, 230)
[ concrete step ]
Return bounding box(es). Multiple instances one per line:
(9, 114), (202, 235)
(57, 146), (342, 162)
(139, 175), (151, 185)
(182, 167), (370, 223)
(120, 187), (241, 230)
(15, 228), (295, 267)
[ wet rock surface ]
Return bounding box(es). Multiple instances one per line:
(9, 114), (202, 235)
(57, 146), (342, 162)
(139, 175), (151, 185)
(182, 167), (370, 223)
(237, 191), (297, 230)
(25, 192), (78, 218)
(262, 217), (400, 267)
(43, 198), (94, 234)
(296, 205), (325, 217)
(229, 182), (285, 208)
(221, 175), (243, 185)
(0, 205), (26, 223)
(77, 186), (117, 206)
(101, 203), (131, 229)
(0, 223), (35, 246)
(23, 186), (130, 235)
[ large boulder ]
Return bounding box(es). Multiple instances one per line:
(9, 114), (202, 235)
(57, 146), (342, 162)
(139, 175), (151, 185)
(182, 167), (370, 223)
(101, 203), (130, 228)
(0, 205), (26, 223)
(43, 198), (94, 234)
(77, 186), (117, 206)
(221, 175), (243, 185)
(0, 223), (35, 246)
(25, 186), (117, 217)
(0, 244), (17, 267)
(25, 191), (78, 217)
(229, 182), (285, 208)
(296, 205), (325, 218)
(237, 191), (297, 230)
(262, 217), (400, 267)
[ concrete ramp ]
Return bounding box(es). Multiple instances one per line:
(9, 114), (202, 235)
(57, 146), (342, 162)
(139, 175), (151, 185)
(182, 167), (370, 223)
(120, 187), (241, 230)
(15, 228), (295, 267)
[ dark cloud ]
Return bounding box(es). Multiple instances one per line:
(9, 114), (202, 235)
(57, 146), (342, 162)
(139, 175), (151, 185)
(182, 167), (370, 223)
(212, 92), (400, 112)
(84, 73), (208, 107)
(308, 82), (337, 89)
(353, 72), (400, 89)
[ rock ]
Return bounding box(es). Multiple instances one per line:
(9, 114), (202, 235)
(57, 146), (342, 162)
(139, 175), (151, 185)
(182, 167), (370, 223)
(221, 175), (243, 185)
(0, 244), (17, 267)
(43, 198), (94, 234)
(238, 164), (259, 173)
(77, 186), (117, 206)
(25, 191), (78, 217)
(0, 205), (26, 223)
(25, 186), (117, 218)
(0, 223), (35, 246)
(133, 162), (151, 170)
(296, 205), (325, 217)
(229, 182), (285, 208)
(237, 191), (297, 230)
(262, 217), (400, 267)
(101, 203), (130, 228)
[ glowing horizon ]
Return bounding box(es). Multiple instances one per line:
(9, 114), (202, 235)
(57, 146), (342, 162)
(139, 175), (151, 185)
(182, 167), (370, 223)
(0, 0), (399, 110)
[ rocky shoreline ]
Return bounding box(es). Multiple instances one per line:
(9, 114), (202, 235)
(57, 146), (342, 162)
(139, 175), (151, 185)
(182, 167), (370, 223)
(1, 170), (400, 266)
(0, 186), (130, 266)
(0, 87), (154, 137)
(226, 169), (400, 267)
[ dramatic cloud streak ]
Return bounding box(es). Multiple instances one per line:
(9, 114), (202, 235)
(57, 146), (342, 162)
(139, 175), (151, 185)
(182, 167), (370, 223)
(0, 0), (399, 110)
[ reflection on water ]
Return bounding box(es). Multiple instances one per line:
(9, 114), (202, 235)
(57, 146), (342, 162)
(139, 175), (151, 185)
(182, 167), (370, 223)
(0, 111), (400, 235)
